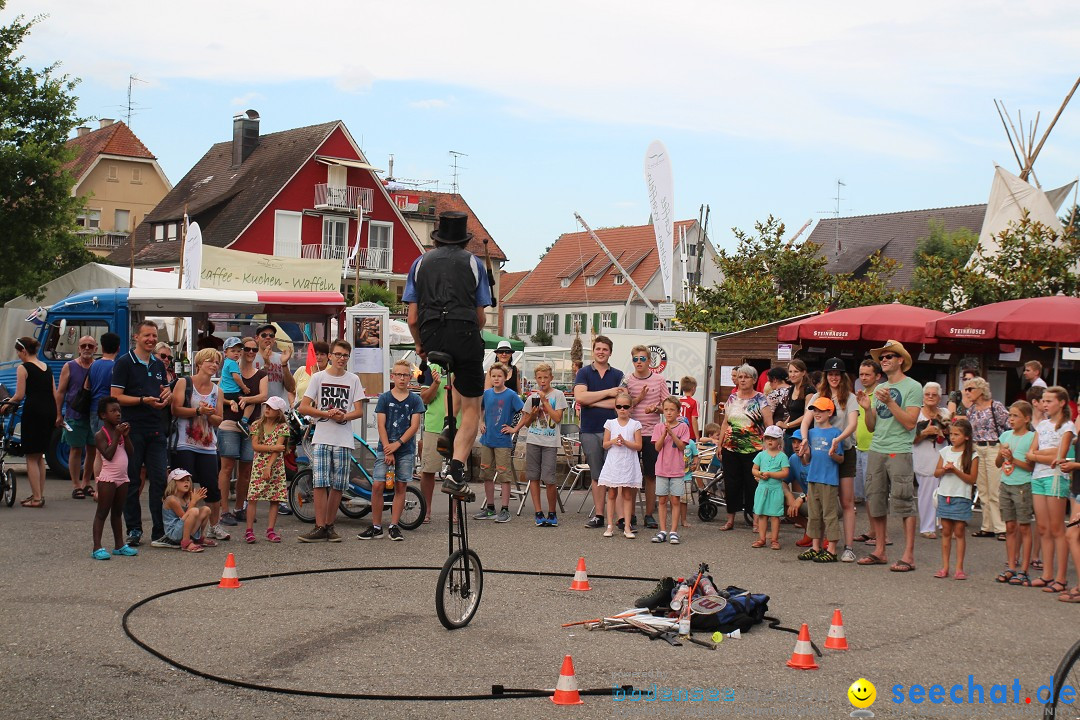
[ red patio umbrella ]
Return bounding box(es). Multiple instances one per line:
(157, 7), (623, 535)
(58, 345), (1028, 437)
(924, 296), (1080, 383)
(924, 296), (1080, 344)
(777, 303), (947, 344)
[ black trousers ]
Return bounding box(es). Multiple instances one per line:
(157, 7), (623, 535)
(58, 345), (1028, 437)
(721, 449), (757, 515)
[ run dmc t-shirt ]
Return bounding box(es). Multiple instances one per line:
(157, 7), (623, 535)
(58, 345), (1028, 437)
(304, 370), (365, 448)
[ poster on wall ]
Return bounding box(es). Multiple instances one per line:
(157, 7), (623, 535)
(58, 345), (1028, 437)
(352, 315), (383, 373)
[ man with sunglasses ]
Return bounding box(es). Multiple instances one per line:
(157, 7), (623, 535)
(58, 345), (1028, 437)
(574, 335), (624, 528)
(54, 335), (98, 499)
(404, 211), (493, 498)
(111, 320), (172, 547)
(857, 340), (923, 572)
(624, 344), (669, 530)
(252, 323), (296, 407)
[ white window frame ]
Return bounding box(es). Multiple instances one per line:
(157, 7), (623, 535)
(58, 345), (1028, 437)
(131, 167), (142, 183)
(560, 277), (571, 288)
(114, 209), (130, 233)
(600, 312), (615, 330)
(368, 221), (393, 270)
(77, 209), (101, 230)
(515, 314), (529, 336)
(570, 313), (586, 333)
(322, 217), (348, 258)
(585, 276), (598, 287)
(613, 273), (625, 285)
(274, 210), (303, 258)
(327, 165), (347, 189)
(166, 223), (178, 242)
(107, 164), (118, 181)
(154, 224), (164, 242)
(542, 313), (556, 335)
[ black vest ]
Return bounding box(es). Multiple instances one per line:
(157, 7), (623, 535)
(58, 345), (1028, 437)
(415, 246), (481, 329)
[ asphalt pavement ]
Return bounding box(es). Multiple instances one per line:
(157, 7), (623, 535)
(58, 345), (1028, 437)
(1, 465), (1077, 720)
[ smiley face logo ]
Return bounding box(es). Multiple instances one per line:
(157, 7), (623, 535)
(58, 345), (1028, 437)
(848, 678), (876, 709)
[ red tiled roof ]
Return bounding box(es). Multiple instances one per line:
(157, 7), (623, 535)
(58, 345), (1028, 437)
(499, 270), (530, 303)
(407, 190), (507, 262)
(64, 122), (155, 184)
(506, 220), (696, 306)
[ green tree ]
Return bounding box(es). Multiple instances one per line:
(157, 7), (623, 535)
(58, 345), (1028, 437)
(904, 221), (977, 309)
(530, 327), (553, 346)
(353, 281), (402, 312)
(0, 5), (92, 303)
(961, 212), (1080, 306)
(676, 216), (832, 332)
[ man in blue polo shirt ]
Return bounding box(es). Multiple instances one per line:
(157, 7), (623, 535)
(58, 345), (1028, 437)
(573, 335), (624, 528)
(111, 320), (173, 547)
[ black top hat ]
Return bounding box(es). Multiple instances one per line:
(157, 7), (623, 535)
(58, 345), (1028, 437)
(431, 211), (473, 245)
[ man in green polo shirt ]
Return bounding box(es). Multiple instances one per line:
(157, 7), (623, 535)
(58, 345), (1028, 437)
(857, 340), (922, 572)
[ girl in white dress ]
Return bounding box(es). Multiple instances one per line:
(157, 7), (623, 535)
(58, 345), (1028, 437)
(598, 390), (642, 539)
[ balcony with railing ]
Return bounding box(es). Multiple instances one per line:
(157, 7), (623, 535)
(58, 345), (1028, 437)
(314, 184), (374, 213)
(79, 231), (129, 250)
(301, 244), (392, 272)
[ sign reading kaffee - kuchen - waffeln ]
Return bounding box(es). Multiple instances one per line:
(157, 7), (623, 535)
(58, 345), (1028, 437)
(200, 245), (341, 292)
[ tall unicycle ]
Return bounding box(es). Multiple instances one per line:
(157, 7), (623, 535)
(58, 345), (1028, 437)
(429, 352), (483, 629)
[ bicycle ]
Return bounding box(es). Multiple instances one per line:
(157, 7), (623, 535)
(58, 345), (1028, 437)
(0, 400), (17, 507)
(428, 351), (483, 630)
(1044, 635), (1080, 719)
(285, 408), (426, 530)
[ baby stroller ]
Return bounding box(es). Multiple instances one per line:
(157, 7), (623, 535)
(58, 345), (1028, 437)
(695, 449), (725, 521)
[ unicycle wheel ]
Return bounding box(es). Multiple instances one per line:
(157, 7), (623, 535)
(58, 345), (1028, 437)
(435, 548), (483, 629)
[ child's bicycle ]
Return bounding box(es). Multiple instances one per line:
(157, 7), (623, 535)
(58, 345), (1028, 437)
(427, 351), (483, 630)
(285, 408), (426, 530)
(1045, 634), (1080, 719)
(0, 400), (18, 507)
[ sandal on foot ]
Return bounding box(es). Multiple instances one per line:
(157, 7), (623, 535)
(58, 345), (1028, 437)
(244, 529), (256, 544)
(1058, 587), (1080, 603)
(770, 541), (781, 550)
(91, 548), (111, 561)
(83, 485), (95, 498)
(954, 571), (968, 580)
(933, 569), (949, 578)
(751, 539), (766, 548)
(1031, 576), (1057, 588)
(853, 533), (872, 543)
(71, 488), (85, 499)
(266, 528), (282, 543)
(1031, 559), (1044, 570)
(22, 497), (44, 508)
(996, 569), (1016, 583)
(857, 554), (888, 566)
(1008, 572), (1031, 587)
(180, 540), (204, 553)
(198, 537), (217, 548)
(1042, 580), (1067, 593)
(889, 560), (916, 572)
(719, 520), (735, 531)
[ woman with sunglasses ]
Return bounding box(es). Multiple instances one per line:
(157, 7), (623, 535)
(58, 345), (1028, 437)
(486, 341), (518, 393)
(218, 338), (268, 526)
(155, 342), (177, 387)
(7, 337), (56, 507)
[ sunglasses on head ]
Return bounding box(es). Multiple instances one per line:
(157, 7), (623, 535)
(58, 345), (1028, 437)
(615, 403), (631, 410)
(879, 353), (900, 361)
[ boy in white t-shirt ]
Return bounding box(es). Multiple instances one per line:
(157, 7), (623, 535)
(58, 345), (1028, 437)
(297, 340), (365, 543)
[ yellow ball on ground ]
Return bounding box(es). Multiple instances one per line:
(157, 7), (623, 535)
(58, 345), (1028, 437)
(712, 631), (723, 643)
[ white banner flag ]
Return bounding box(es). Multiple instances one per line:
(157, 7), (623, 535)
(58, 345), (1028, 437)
(643, 140), (674, 300)
(183, 221), (203, 290)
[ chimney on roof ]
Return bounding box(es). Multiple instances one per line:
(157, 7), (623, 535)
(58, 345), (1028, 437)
(232, 109), (260, 166)
(76, 126), (90, 137)
(99, 118), (115, 129)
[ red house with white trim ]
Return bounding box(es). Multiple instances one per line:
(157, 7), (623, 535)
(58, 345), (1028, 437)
(110, 111), (423, 298)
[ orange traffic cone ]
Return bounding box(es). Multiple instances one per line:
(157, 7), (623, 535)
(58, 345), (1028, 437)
(824, 609), (849, 650)
(551, 655), (585, 705)
(569, 557), (591, 591)
(218, 552), (241, 589)
(785, 623), (819, 670)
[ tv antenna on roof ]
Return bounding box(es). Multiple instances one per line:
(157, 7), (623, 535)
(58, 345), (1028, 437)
(449, 150), (467, 194)
(126, 74), (148, 126)
(817, 179), (846, 256)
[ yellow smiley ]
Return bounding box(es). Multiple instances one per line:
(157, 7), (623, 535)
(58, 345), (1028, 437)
(848, 679), (876, 709)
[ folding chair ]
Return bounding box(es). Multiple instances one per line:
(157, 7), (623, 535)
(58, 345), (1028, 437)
(558, 435), (592, 512)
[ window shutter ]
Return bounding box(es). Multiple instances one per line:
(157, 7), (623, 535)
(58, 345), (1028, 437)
(610, 313), (617, 329)
(564, 314), (571, 335)
(526, 315), (533, 334)
(551, 313), (559, 335)
(592, 313), (600, 333)
(645, 313), (654, 330)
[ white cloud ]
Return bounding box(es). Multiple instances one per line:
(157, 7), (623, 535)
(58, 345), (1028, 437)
(229, 91), (262, 106)
(12, 0), (1080, 156)
(409, 98), (451, 110)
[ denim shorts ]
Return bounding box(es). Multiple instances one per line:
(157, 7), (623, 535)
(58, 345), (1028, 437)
(312, 444), (351, 492)
(655, 476), (683, 497)
(374, 449), (415, 485)
(936, 494), (973, 523)
(217, 430), (253, 463)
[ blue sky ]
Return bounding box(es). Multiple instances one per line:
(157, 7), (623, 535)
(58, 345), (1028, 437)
(10, 0), (1080, 271)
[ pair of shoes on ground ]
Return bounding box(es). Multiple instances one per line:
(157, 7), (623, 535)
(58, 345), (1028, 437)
(534, 512), (559, 527)
(652, 531), (680, 544)
(357, 525), (404, 541)
(798, 548), (838, 563)
(91, 545), (138, 560)
(603, 525), (636, 539)
(475, 507), (512, 523)
(298, 525), (344, 542)
(245, 528), (282, 543)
